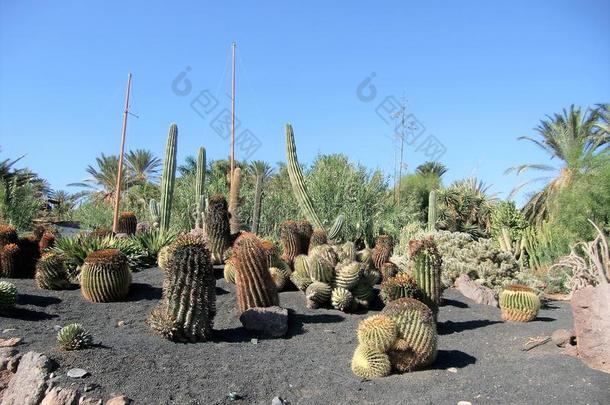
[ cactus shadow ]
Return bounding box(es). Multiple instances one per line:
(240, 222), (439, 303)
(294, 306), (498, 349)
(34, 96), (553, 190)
(440, 298), (468, 308)
(533, 317), (556, 322)
(287, 309), (345, 337)
(438, 319), (501, 335)
(432, 349), (477, 369)
(17, 294), (61, 307)
(213, 327), (253, 343)
(0, 307), (58, 321)
(127, 283), (163, 301)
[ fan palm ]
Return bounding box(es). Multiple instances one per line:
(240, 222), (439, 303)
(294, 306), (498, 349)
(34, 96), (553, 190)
(506, 104), (608, 224)
(49, 190), (77, 221)
(125, 149), (161, 184)
(248, 160), (274, 234)
(69, 153), (129, 202)
(415, 161), (448, 178)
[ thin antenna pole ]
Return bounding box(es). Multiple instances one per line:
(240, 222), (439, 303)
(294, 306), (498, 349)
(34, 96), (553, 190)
(230, 41), (236, 179)
(112, 73), (132, 233)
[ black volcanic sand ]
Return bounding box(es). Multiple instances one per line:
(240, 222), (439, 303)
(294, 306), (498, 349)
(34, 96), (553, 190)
(2, 268), (609, 405)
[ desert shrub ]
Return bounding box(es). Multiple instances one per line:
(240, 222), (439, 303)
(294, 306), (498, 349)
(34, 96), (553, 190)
(72, 200), (114, 229)
(490, 201), (527, 245)
(0, 179), (45, 231)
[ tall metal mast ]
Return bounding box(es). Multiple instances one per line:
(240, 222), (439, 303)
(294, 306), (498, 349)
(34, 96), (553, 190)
(112, 73), (132, 233)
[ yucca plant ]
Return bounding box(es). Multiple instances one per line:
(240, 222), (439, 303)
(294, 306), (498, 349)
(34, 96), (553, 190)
(57, 323), (93, 350)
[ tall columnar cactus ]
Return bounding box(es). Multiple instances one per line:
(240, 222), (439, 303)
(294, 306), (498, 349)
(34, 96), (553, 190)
(381, 298), (438, 372)
(296, 220), (313, 253)
(280, 220), (301, 265)
(117, 211), (137, 235)
(249, 161), (272, 235)
(372, 235), (394, 270)
(194, 147), (206, 229)
(149, 235), (216, 342)
(229, 167), (242, 234)
(80, 249), (132, 302)
(499, 284), (540, 322)
(36, 252), (70, 290)
(308, 229), (328, 252)
(0, 243), (20, 278)
(409, 238), (442, 313)
(149, 199), (160, 227)
(0, 281), (17, 309)
(285, 124), (324, 229)
(205, 195), (231, 264)
(233, 232), (279, 313)
(427, 190), (437, 231)
(328, 214), (345, 241)
(159, 123), (178, 232)
(379, 273), (425, 306)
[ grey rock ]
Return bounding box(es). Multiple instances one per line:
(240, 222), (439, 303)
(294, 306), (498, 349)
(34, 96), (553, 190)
(1, 351), (52, 405)
(271, 396), (286, 405)
(105, 395), (132, 405)
(454, 275), (498, 307)
(0, 348), (18, 371)
(551, 329), (574, 347)
(2, 329), (16, 334)
(7, 353), (22, 373)
(79, 398), (103, 405)
(239, 306), (288, 337)
(54, 325), (63, 332)
(67, 368), (89, 378)
(40, 386), (81, 405)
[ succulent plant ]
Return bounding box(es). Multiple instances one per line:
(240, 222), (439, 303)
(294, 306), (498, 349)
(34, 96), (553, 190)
(38, 232), (56, 251)
(57, 323), (93, 350)
(351, 344), (392, 379)
(499, 284), (540, 322)
(269, 267), (288, 290)
(381, 298), (438, 372)
(157, 245), (172, 269)
(223, 256), (238, 284)
(357, 248), (374, 270)
(305, 281), (332, 309)
(149, 235), (216, 342)
(0, 225), (18, 248)
(0, 243), (20, 278)
(427, 190), (437, 231)
(331, 287), (354, 312)
(351, 279), (375, 306)
(308, 229), (328, 252)
(36, 252), (71, 290)
(380, 262), (399, 280)
(409, 238), (442, 313)
(117, 211), (137, 235)
(362, 268), (381, 286)
(159, 123), (178, 232)
(80, 249), (132, 302)
(309, 244), (339, 267)
(379, 273), (424, 306)
(372, 235), (393, 270)
(205, 195), (231, 264)
(280, 220), (301, 265)
(0, 281), (17, 309)
(357, 314), (397, 352)
(328, 214), (345, 241)
(290, 269), (313, 292)
(295, 220), (313, 254)
(194, 147), (206, 229)
(338, 241), (357, 262)
(149, 199), (160, 228)
(228, 167), (242, 234)
(233, 232), (279, 313)
(334, 261), (362, 290)
(307, 255), (334, 283)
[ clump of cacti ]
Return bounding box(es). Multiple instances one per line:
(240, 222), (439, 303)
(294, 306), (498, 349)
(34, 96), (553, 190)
(280, 220), (301, 265)
(57, 323), (93, 350)
(499, 284), (540, 322)
(149, 235), (216, 342)
(296, 220), (313, 254)
(409, 237), (442, 314)
(36, 252), (71, 290)
(228, 167), (242, 234)
(380, 262), (399, 280)
(0, 243), (20, 278)
(205, 195), (231, 264)
(305, 281), (332, 309)
(159, 123), (178, 232)
(0, 281), (17, 309)
(80, 249), (132, 302)
(117, 211), (137, 235)
(372, 235), (394, 270)
(233, 232), (279, 313)
(379, 273), (425, 306)
(309, 229), (328, 252)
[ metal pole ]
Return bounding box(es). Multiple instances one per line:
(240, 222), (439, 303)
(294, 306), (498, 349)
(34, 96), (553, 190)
(112, 73), (132, 233)
(230, 42), (236, 180)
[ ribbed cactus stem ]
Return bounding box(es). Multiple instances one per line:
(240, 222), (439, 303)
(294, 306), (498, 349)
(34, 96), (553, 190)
(499, 284), (540, 322)
(328, 214), (345, 240)
(195, 147), (206, 229)
(149, 199), (160, 227)
(409, 238), (442, 313)
(117, 211), (137, 235)
(0, 243), (20, 278)
(80, 249), (132, 302)
(285, 124), (324, 229)
(229, 166), (242, 234)
(251, 172), (264, 235)
(427, 190), (437, 231)
(205, 195), (231, 264)
(159, 123), (178, 232)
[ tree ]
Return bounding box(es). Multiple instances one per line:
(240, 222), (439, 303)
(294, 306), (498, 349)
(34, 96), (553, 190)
(125, 149), (161, 185)
(415, 161), (448, 178)
(49, 190), (77, 221)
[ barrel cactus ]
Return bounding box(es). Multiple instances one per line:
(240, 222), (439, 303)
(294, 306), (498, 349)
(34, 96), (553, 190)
(334, 262), (362, 290)
(205, 195), (231, 264)
(269, 267), (288, 291)
(0, 281), (17, 309)
(305, 281), (332, 309)
(38, 231), (56, 250)
(331, 287), (354, 312)
(499, 284), (540, 322)
(295, 220), (313, 254)
(223, 256), (238, 284)
(307, 255), (334, 283)
(0, 225), (18, 247)
(280, 220), (301, 265)
(57, 323), (93, 350)
(380, 262), (399, 280)
(309, 244), (339, 267)
(80, 249), (132, 302)
(117, 211), (137, 235)
(409, 238), (442, 312)
(149, 235), (216, 342)
(357, 314), (397, 352)
(379, 273), (425, 306)
(309, 229), (328, 252)
(290, 269), (313, 292)
(0, 243), (20, 278)
(351, 344), (392, 380)
(338, 241), (357, 262)
(36, 252), (70, 290)
(372, 235), (393, 270)
(157, 245), (172, 269)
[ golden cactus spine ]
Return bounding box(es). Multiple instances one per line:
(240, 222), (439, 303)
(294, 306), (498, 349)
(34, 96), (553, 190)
(372, 235), (393, 270)
(409, 238), (442, 312)
(499, 284), (540, 322)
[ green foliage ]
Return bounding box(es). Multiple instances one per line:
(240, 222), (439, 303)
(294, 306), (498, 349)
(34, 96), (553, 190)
(0, 178), (45, 231)
(57, 323), (93, 350)
(490, 201), (527, 245)
(72, 200), (114, 229)
(0, 281), (17, 308)
(398, 172), (441, 223)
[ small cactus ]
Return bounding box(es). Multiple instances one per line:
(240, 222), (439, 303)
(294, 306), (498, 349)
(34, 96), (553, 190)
(223, 256), (238, 284)
(280, 221), (301, 265)
(0, 243), (20, 278)
(36, 252), (70, 290)
(157, 245), (172, 269)
(307, 255), (334, 283)
(309, 244), (339, 267)
(380, 262), (399, 280)
(372, 235), (393, 270)
(351, 344), (392, 380)
(379, 273), (425, 306)
(205, 195), (231, 264)
(269, 267), (288, 291)
(409, 238), (442, 314)
(334, 262), (362, 290)
(296, 220), (313, 253)
(80, 249), (132, 302)
(57, 323), (93, 350)
(308, 229), (328, 252)
(357, 314), (397, 352)
(290, 269), (312, 291)
(499, 284), (540, 322)
(351, 279), (375, 305)
(305, 281), (332, 309)
(338, 241), (357, 262)
(0, 281), (17, 309)
(117, 211), (137, 235)
(331, 287), (354, 312)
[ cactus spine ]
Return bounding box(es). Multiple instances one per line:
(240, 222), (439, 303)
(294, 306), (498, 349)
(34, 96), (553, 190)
(205, 195), (231, 264)
(285, 124), (324, 229)
(117, 211), (137, 235)
(328, 214), (345, 240)
(194, 147), (206, 229)
(331, 287), (354, 312)
(36, 252), (70, 290)
(309, 229), (328, 252)
(57, 323), (93, 350)
(234, 233), (279, 313)
(159, 123), (178, 232)
(229, 166), (242, 234)
(499, 284), (540, 322)
(357, 314), (398, 352)
(0, 281), (17, 308)
(409, 238), (442, 313)
(0, 243), (20, 278)
(427, 190), (437, 231)
(80, 249), (132, 302)
(280, 221), (301, 265)
(351, 344), (392, 380)
(380, 273), (425, 306)
(149, 236), (216, 342)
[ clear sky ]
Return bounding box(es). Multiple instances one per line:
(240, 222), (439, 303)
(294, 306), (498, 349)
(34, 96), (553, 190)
(1, 1), (609, 204)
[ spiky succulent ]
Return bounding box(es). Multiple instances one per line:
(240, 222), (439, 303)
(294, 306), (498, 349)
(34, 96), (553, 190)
(334, 261), (362, 290)
(357, 314), (397, 352)
(57, 323), (93, 351)
(308, 229), (328, 252)
(309, 244), (339, 267)
(205, 195), (231, 264)
(157, 245), (172, 269)
(36, 252), (71, 290)
(269, 266), (289, 291)
(80, 249), (132, 302)
(117, 211), (137, 235)
(499, 284), (540, 322)
(380, 262), (399, 280)
(280, 220), (301, 265)
(338, 241), (357, 262)
(379, 273), (424, 306)
(372, 235), (393, 270)
(351, 279), (375, 305)
(409, 238), (442, 313)
(351, 344), (392, 380)
(357, 248), (374, 270)
(223, 256), (238, 284)
(305, 281), (332, 309)
(0, 243), (20, 278)
(0, 281), (17, 309)
(295, 220), (313, 253)
(0, 225), (18, 247)
(307, 255), (334, 283)
(331, 287), (354, 312)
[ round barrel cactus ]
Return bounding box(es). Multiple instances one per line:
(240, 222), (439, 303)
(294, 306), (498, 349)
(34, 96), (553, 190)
(80, 249), (132, 303)
(36, 252), (71, 290)
(499, 284), (540, 322)
(0, 281), (17, 309)
(351, 344), (392, 380)
(372, 235), (393, 270)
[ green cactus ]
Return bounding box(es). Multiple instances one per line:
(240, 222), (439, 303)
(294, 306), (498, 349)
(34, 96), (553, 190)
(309, 255), (335, 283)
(328, 214), (345, 241)
(427, 190), (437, 231)
(228, 166), (242, 234)
(409, 238), (442, 314)
(290, 268), (313, 291)
(309, 229), (328, 252)
(334, 261), (362, 290)
(362, 268), (381, 286)
(285, 124), (324, 229)
(309, 244), (339, 267)
(0, 281), (17, 309)
(499, 284), (540, 322)
(339, 241), (357, 262)
(381, 298), (438, 372)
(116, 211), (137, 235)
(223, 256), (238, 284)
(159, 123), (178, 232)
(352, 279), (375, 305)
(379, 273), (425, 306)
(205, 195), (231, 264)
(149, 199), (160, 227)
(372, 235), (394, 270)
(331, 287), (354, 312)
(296, 220), (313, 254)
(194, 147), (206, 229)
(280, 221), (301, 265)
(0, 243), (20, 278)
(351, 344), (392, 380)
(80, 249), (132, 303)
(357, 314), (398, 352)
(269, 267), (288, 291)
(305, 281), (332, 309)
(380, 262), (399, 280)
(234, 233), (279, 313)
(149, 235), (216, 342)
(57, 323), (93, 351)
(357, 248), (374, 270)
(36, 252), (70, 290)
(249, 161), (273, 235)
(157, 245), (171, 269)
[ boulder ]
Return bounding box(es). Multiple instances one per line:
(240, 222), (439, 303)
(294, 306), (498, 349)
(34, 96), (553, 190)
(105, 395), (132, 405)
(40, 387), (81, 405)
(1, 351), (52, 405)
(239, 306), (288, 337)
(454, 275), (498, 307)
(0, 348), (17, 371)
(570, 284), (610, 373)
(551, 329), (574, 348)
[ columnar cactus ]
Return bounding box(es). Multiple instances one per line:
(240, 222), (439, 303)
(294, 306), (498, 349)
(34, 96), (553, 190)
(149, 236), (216, 342)
(296, 220), (313, 254)
(36, 252), (70, 290)
(80, 249), (132, 302)
(499, 284), (540, 322)
(328, 214), (345, 241)
(409, 238), (442, 313)
(228, 167), (242, 234)
(233, 233), (279, 313)
(205, 195), (231, 264)
(372, 235), (393, 270)
(379, 273), (425, 306)
(194, 147), (206, 229)
(117, 211), (137, 235)
(159, 123), (178, 232)
(308, 229), (328, 252)
(280, 220), (301, 265)
(427, 190), (437, 231)
(0, 281), (17, 309)
(0, 243), (20, 278)
(149, 199), (160, 227)
(285, 124), (324, 229)
(381, 298), (438, 372)
(57, 324), (93, 350)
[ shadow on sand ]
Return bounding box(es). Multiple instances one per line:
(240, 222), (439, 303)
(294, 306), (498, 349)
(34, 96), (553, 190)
(440, 298), (469, 308)
(17, 294), (61, 307)
(128, 283), (163, 301)
(432, 349), (477, 369)
(438, 319), (501, 335)
(1, 307), (58, 321)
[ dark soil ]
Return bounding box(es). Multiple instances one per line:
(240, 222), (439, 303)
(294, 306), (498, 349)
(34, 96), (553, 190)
(2, 269), (609, 405)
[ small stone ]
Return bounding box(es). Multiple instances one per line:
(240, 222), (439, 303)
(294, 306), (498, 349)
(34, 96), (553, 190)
(272, 396), (287, 405)
(457, 402), (472, 405)
(251, 338), (258, 345)
(227, 392), (243, 401)
(116, 321), (125, 327)
(7, 353), (22, 373)
(2, 329), (16, 334)
(0, 348), (18, 371)
(80, 397), (103, 405)
(447, 367), (458, 373)
(67, 368), (89, 378)
(0, 337), (22, 347)
(105, 394), (132, 405)
(551, 329), (574, 348)
(239, 306), (288, 337)
(53, 325), (62, 332)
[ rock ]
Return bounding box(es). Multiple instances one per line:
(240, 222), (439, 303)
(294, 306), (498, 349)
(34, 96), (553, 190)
(116, 320), (125, 327)
(447, 367), (458, 373)
(79, 397), (102, 405)
(67, 368), (89, 378)
(2, 329), (16, 334)
(2, 351), (52, 405)
(0, 337), (22, 347)
(551, 329), (574, 347)
(7, 353), (22, 372)
(457, 402), (472, 405)
(570, 284), (610, 373)
(105, 395), (132, 405)
(454, 275), (498, 307)
(271, 397), (286, 405)
(239, 306), (288, 337)
(41, 387), (81, 405)
(0, 348), (18, 371)
(136, 222), (150, 233)
(54, 325), (63, 332)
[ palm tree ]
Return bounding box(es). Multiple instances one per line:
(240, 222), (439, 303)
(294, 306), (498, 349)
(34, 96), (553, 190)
(506, 105), (608, 224)
(248, 160), (274, 234)
(416, 161), (448, 178)
(69, 153), (127, 202)
(178, 155), (198, 176)
(125, 149), (161, 184)
(48, 190), (77, 221)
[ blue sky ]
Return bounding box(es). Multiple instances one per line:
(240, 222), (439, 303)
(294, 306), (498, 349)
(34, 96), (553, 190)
(1, 1), (609, 205)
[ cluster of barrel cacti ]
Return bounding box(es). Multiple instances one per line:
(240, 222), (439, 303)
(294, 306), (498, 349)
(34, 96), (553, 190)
(0, 224), (56, 279)
(351, 297), (438, 379)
